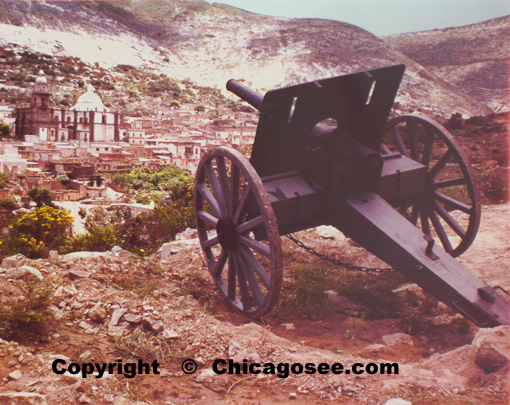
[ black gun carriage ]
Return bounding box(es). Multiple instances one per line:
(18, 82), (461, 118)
(193, 65), (509, 326)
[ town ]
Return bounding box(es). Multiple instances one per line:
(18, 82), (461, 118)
(0, 46), (257, 204)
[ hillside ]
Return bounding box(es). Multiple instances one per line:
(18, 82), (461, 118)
(0, 0), (495, 117)
(384, 16), (510, 112)
(0, 204), (508, 403)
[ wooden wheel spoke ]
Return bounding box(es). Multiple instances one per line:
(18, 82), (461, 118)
(227, 252), (237, 300)
(230, 164), (240, 217)
(391, 127), (409, 157)
(421, 129), (434, 167)
(410, 204), (419, 225)
(428, 209), (454, 253)
(195, 147), (282, 318)
(239, 245), (271, 288)
(420, 207), (431, 235)
(429, 149), (453, 179)
(407, 120), (419, 161)
(197, 210), (219, 228)
(239, 235), (271, 257)
(233, 186), (251, 225)
(216, 156), (231, 216)
(432, 177), (466, 189)
(197, 183), (221, 218)
(385, 115), (480, 257)
(237, 215), (265, 234)
(236, 252), (264, 307)
(232, 253), (252, 311)
(203, 236), (219, 249)
(435, 192), (471, 214)
(211, 249), (227, 277)
(433, 201), (466, 237)
(205, 162), (227, 217)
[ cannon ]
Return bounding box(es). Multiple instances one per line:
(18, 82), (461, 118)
(193, 65), (509, 326)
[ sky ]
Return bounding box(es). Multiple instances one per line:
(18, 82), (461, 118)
(214, 0), (510, 36)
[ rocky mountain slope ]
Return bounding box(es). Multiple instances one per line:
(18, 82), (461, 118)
(0, 0), (495, 117)
(384, 16), (510, 112)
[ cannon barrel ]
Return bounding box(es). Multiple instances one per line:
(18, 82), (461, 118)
(227, 79), (263, 110)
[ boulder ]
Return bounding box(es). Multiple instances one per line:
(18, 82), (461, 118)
(110, 308), (127, 326)
(0, 392), (46, 404)
(316, 225), (346, 241)
(473, 325), (510, 373)
(176, 228), (198, 240)
(382, 333), (414, 347)
(48, 250), (59, 265)
(161, 240), (199, 261)
(2, 254), (28, 269)
(88, 303), (107, 322)
(324, 290), (369, 316)
(5, 265), (43, 281)
(358, 343), (395, 358)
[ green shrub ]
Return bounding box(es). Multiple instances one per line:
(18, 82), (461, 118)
(0, 122), (12, 138)
(2, 206), (74, 258)
(65, 224), (118, 253)
(474, 164), (508, 204)
(0, 197), (18, 211)
(0, 276), (53, 340)
(28, 187), (54, 207)
(56, 174), (70, 185)
(0, 172), (9, 189)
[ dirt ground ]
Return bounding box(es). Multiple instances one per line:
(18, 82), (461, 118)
(0, 204), (508, 404)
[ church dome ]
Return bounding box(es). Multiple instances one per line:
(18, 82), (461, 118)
(35, 70), (47, 83)
(72, 84), (107, 112)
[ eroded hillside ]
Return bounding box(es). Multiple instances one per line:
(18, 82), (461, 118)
(0, 0), (495, 117)
(384, 16), (510, 112)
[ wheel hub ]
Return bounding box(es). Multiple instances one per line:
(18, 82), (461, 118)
(216, 218), (238, 250)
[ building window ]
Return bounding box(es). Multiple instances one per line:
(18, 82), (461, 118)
(102, 115), (106, 124)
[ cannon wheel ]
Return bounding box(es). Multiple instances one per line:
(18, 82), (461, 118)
(382, 114), (481, 257)
(194, 147), (282, 318)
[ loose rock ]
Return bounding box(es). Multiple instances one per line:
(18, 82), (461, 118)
(110, 308), (127, 326)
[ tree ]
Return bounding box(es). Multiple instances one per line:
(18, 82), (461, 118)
(0, 123), (12, 138)
(0, 197), (18, 211)
(28, 187), (54, 208)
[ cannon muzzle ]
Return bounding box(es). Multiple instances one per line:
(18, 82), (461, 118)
(227, 79), (263, 110)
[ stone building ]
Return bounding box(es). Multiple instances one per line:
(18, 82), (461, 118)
(15, 71), (123, 143)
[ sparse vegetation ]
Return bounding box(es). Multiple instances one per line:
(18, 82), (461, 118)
(276, 263), (334, 319)
(114, 330), (171, 363)
(28, 187), (55, 208)
(0, 172), (9, 189)
(0, 275), (53, 340)
(0, 196), (18, 210)
(1, 206), (74, 259)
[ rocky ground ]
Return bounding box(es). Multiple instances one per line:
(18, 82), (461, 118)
(0, 204), (508, 404)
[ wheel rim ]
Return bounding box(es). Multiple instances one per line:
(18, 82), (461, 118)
(194, 147), (282, 318)
(382, 114), (481, 257)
